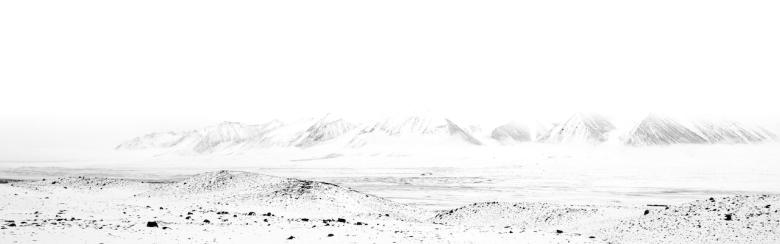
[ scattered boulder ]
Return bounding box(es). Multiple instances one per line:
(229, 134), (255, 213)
(596, 195), (780, 243)
(146, 221), (158, 228)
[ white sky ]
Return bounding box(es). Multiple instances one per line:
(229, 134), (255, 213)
(1, 0), (780, 159)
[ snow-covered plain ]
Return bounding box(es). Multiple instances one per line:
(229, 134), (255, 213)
(2, 142), (780, 243)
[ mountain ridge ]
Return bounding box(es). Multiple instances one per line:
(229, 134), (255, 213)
(116, 114), (778, 154)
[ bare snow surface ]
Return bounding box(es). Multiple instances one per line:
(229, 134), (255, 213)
(2, 170), (779, 243)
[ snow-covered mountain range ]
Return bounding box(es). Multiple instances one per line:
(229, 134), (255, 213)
(623, 114), (776, 146)
(117, 113), (778, 154)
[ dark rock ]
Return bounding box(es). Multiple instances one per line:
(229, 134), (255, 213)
(301, 218), (309, 222)
(287, 236), (295, 240)
(248, 212), (256, 216)
(644, 209), (650, 215)
(203, 219), (211, 223)
(327, 233), (334, 237)
(146, 221), (158, 227)
(555, 230), (563, 234)
(337, 218), (346, 223)
(725, 214), (733, 221)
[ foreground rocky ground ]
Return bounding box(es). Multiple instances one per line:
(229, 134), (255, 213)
(1, 170), (778, 243)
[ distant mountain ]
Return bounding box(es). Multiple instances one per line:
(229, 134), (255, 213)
(292, 116), (356, 148)
(623, 115), (776, 146)
(490, 120), (555, 143)
(541, 113), (615, 144)
(117, 115), (484, 154)
(115, 130), (199, 151)
(191, 121), (268, 153)
(623, 115), (706, 146)
(116, 113), (778, 154)
(693, 120), (776, 144)
(116, 121), (278, 153)
(491, 122), (532, 142)
(348, 115), (482, 147)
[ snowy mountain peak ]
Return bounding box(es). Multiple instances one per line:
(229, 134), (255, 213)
(491, 122), (532, 142)
(293, 115), (357, 148)
(692, 119), (777, 144)
(115, 130), (197, 151)
(444, 119), (483, 145)
(193, 122), (264, 153)
(347, 115), (482, 147)
(542, 113), (615, 144)
(624, 114), (777, 146)
(362, 115), (446, 135)
(623, 114), (707, 146)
